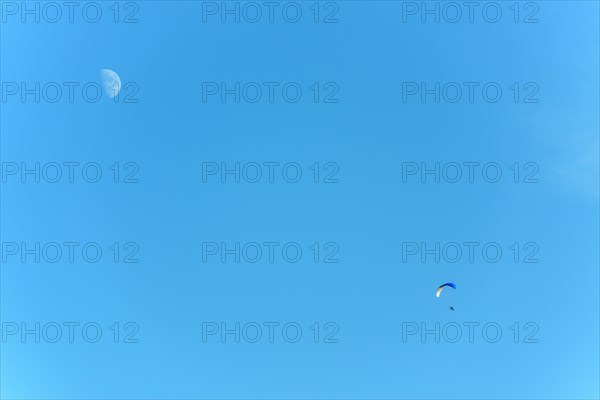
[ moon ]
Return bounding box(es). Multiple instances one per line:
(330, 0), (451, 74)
(100, 69), (122, 98)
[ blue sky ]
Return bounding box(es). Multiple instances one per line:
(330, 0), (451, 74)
(1, 1), (599, 399)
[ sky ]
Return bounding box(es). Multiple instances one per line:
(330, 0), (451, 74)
(1, 1), (599, 399)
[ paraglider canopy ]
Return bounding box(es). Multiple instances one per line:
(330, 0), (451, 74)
(436, 282), (456, 298)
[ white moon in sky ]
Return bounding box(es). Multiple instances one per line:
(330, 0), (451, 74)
(100, 69), (122, 98)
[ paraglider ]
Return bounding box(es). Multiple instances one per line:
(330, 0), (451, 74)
(435, 282), (456, 298)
